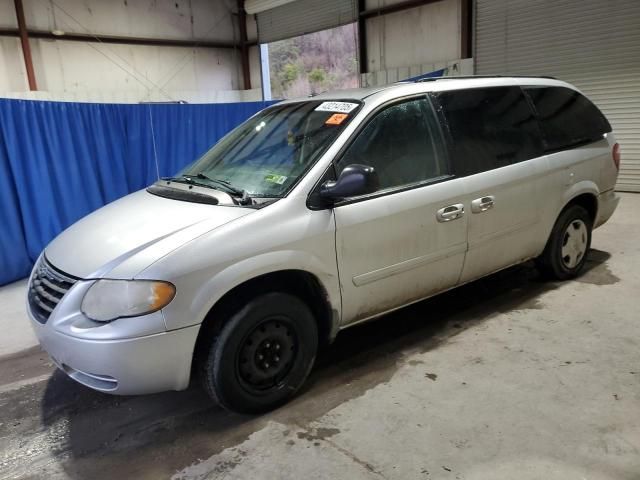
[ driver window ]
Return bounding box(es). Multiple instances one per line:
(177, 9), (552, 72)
(336, 97), (448, 192)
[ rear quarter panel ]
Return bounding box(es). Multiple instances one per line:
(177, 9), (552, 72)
(600, 132), (619, 193)
(536, 139), (609, 255)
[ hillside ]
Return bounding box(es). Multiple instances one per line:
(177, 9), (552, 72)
(268, 23), (359, 99)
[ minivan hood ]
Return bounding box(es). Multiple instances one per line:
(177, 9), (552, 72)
(45, 189), (252, 278)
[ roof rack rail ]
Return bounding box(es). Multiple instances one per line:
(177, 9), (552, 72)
(415, 75), (557, 82)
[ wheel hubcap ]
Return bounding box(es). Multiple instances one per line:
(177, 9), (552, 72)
(238, 318), (297, 391)
(561, 219), (588, 269)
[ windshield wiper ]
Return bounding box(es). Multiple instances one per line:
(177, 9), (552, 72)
(190, 173), (243, 195)
(161, 175), (213, 189)
(185, 173), (252, 205)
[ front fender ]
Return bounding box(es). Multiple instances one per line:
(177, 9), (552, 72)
(160, 249), (341, 335)
(195, 250), (340, 323)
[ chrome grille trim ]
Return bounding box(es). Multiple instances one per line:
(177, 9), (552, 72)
(28, 257), (79, 324)
(34, 297), (54, 313)
(34, 283), (63, 303)
(39, 276), (68, 294)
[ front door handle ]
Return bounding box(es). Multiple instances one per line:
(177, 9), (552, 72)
(471, 195), (495, 213)
(436, 203), (465, 222)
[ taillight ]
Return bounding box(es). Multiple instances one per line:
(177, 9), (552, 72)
(612, 143), (621, 170)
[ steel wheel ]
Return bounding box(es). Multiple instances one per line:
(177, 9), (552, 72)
(561, 219), (588, 269)
(237, 317), (297, 392)
(199, 292), (318, 413)
(536, 204), (592, 280)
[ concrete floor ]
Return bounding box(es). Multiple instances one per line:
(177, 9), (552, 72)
(0, 279), (35, 357)
(1, 193), (639, 480)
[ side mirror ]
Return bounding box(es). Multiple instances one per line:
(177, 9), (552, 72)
(319, 164), (379, 201)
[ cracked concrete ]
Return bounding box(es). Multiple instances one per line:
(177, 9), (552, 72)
(1, 193), (639, 479)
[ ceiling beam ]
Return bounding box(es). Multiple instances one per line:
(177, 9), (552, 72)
(0, 28), (258, 49)
(359, 0), (445, 20)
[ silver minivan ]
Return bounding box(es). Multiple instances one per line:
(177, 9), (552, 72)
(27, 77), (620, 413)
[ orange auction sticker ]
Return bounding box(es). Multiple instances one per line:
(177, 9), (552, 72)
(325, 113), (348, 125)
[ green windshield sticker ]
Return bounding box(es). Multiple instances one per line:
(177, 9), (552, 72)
(264, 174), (288, 185)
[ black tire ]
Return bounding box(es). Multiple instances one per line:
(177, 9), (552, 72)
(199, 292), (318, 414)
(536, 204), (593, 280)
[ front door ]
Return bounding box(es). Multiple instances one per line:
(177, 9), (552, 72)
(332, 97), (468, 325)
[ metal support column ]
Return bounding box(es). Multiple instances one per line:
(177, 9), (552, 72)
(14, 0), (37, 91)
(259, 44), (272, 100)
(357, 0), (367, 74)
(237, 0), (252, 90)
(460, 0), (472, 58)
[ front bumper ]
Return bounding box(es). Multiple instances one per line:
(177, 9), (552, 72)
(27, 273), (200, 395)
(30, 315), (199, 394)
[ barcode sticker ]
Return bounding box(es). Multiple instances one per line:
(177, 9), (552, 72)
(315, 102), (359, 113)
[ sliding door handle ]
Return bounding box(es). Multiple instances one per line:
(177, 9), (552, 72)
(471, 196), (495, 213)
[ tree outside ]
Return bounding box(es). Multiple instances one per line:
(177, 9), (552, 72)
(268, 23), (359, 99)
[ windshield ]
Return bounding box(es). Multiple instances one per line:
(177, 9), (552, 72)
(180, 100), (361, 198)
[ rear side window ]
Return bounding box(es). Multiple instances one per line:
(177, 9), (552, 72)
(524, 86), (611, 153)
(434, 86), (543, 176)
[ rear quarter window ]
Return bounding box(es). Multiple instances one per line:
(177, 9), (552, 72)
(433, 86), (543, 177)
(523, 86), (611, 153)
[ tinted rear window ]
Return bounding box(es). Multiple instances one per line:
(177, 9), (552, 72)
(524, 86), (611, 153)
(433, 86), (543, 176)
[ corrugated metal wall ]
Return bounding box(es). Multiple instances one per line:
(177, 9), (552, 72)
(361, 58), (474, 87)
(475, 0), (640, 192)
(255, 0), (357, 43)
(245, 0), (298, 15)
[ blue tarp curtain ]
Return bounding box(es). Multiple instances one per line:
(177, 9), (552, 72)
(0, 98), (275, 286)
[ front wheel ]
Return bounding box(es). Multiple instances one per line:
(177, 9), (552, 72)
(536, 204), (592, 280)
(199, 292), (318, 414)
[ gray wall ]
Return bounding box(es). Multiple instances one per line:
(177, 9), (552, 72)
(0, 0), (263, 102)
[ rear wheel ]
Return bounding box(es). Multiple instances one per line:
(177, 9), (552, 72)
(536, 204), (592, 280)
(199, 292), (318, 414)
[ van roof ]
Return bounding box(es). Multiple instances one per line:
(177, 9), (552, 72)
(278, 76), (573, 104)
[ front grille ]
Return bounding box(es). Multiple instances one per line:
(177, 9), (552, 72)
(28, 257), (79, 324)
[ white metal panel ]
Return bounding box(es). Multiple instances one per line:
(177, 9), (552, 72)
(360, 58), (474, 87)
(21, 0), (235, 42)
(0, 2), (16, 28)
(0, 37), (27, 91)
(256, 0), (357, 43)
(0, 0), (246, 100)
(475, 0), (640, 191)
(365, 0), (460, 71)
(1, 37), (242, 102)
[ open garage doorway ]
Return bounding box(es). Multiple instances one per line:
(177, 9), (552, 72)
(263, 23), (359, 100)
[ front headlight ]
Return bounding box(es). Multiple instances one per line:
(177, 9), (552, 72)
(81, 279), (176, 322)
